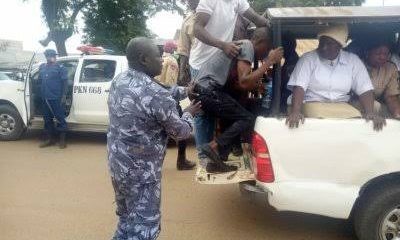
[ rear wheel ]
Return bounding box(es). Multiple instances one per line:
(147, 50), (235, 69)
(354, 181), (400, 240)
(0, 105), (25, 141)
(380, 206), (400, 240)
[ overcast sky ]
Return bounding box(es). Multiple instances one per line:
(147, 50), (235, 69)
(0, 0), (398, 53)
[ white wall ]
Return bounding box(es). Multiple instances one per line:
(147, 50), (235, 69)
(0, 39), (44, 69)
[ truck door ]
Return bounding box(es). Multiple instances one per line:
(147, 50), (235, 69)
(24, 53), (37, 123)
(57, 59), (79, 116)
(72, 58), (118, 124)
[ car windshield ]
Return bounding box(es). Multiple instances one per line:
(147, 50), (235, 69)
(0, 72), (12, 80)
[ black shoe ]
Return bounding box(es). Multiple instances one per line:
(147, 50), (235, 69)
(205, 162), (238, 173)
(232, 145), (243, 157)
(39, 137), (55, 148)
(219, 146), (231, 162)
(59, 132), (67, 149)
(177, 159), (196, 171)
(200, 144), (221, 164)
(201, 145), (238, 173)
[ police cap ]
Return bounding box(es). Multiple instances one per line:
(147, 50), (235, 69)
(44, 49), (57, 57)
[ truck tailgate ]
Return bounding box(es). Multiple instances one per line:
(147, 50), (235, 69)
(253, 117), (400, 219)
(195, 144), (255, 184)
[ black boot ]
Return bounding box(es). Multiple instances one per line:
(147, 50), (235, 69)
(219, 146), (231, 162)
(39, 133), (55, 148)
(59, 132), (67, 149)
(177, 159), (196, 170)
(176, 140), (196, 170)
(200, 144), (238, 173)
(232, 144), (243, 157)
(205, 162), (238, 173)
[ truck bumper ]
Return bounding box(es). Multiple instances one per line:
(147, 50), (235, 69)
(240, 181), (267, 193)
(239, 181), (269, 204)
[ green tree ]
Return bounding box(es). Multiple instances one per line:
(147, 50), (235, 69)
(82, 0), (186, 54)
(249, 0), (275, 12)
(24, 0), (184, 56)
(82, 0), (149, 54)
(35, 0), (94, 56)
(249, 0), (365, 13)
(150, 0), (186, 15)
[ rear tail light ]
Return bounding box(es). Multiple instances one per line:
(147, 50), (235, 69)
(252, 132), (275, 183)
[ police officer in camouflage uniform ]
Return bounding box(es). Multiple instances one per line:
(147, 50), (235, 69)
(107, 37), (201, 240)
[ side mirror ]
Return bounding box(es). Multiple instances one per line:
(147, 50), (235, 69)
(13, 72), (24, 82)
(16, 72), (23, 81)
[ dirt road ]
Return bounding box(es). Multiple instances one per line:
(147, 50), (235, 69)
(0, 132), (356, 240)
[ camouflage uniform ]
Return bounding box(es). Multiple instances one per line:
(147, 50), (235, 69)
(107, 69), (193, 240)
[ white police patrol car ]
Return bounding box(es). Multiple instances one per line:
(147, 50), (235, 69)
(0, 53), (191, 141)
(0, 54), (129, 140)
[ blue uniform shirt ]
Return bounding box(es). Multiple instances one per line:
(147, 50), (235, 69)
(107, 69), (194, 184)
(39, 63), (68, 100)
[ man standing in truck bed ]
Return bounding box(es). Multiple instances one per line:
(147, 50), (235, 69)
(190, 0), (269, 167)
(194, 28), (283, 172)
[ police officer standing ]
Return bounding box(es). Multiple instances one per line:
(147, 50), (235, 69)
(39, 49), (68, 149)
(107, 37), (201, 240)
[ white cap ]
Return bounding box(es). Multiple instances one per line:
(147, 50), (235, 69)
(318, 24), (349, 47)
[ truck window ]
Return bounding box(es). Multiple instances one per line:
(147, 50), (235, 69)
(30, 60), (78, 85)
(31, 69), (39, 83)
(79, 60), (116, 83)
(59, 60), (79, 84)
(0, 72), (12, 81)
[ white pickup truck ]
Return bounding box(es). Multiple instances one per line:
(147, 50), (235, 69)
(196, 6), (400, 240)
(1, 6), (399, 240)
(0, 54), (130, 140)
(0, 53), (191, 141)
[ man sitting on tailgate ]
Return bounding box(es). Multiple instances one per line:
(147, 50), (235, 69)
(193, 27), (283, 173)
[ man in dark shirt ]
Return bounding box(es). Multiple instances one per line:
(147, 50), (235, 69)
(281, 33), (299, 112)
(194, 28), (283, 172)
(39, 49), (68, 149)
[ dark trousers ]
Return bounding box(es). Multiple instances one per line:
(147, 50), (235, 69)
(223, 97), (262, 144)
(42, 99), (67, 135)
(195, 87), (255, 153)
(177, 103), (186, 158)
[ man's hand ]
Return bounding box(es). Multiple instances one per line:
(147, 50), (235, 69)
(257, 79), (265, 95)
(286, 112), (305, 129)
(364, 113), (386, 131)
(184, 100), (202, 116)
(186, 82), (199, 101)
(266, 47), (284, 65)
(221, 41), (242, 58)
